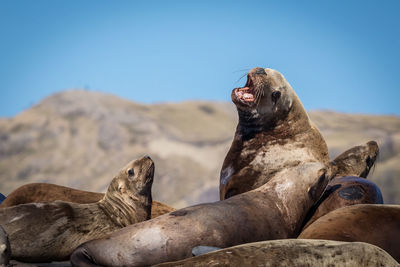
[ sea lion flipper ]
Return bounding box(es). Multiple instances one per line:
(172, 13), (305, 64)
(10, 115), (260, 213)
(192, 246), (221, 257)
(307, 169), (328, 203)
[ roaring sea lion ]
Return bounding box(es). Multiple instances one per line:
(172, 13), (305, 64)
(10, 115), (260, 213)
(220, 67), (329, 200)
(0, 183), (175, 218)
(0, 156), (154, 262)
(301, 141), (381, 229)
(298, 204), (400, 262)
(0, 225), (10, 267)
(154, 239), (399, 267)
(70, 162), (331, 266)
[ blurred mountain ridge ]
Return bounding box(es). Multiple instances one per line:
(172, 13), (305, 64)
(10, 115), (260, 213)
(1, 90), (399, 208)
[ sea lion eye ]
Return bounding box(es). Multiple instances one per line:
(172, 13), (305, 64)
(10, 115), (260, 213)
(128, 168), (134, 176)
(271, 91), (281, 104)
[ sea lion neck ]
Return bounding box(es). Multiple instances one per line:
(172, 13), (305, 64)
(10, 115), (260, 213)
(236, 98), (310, 140)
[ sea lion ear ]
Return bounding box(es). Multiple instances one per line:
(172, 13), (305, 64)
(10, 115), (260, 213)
(271, 90), (281, 105)
(307, 169), (328, 202)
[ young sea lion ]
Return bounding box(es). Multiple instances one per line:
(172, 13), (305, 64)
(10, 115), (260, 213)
(0, 156), (154, 262)
(220, 67), (329, 200)
(298, 204), (400, 262)
(70, 162), (331, 267)
(0, 183), (175, 218)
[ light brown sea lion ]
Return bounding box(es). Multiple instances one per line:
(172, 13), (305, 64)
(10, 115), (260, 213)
(0, 225), (10, 267)
(70, 162), (331, 267)
(298, 204), (400, 262)
(220, 67), (329, 200)
(332, 140), (379, 178)
(154, 239), (399, 267)
(301, 141), (381, 229)
(0, 183), (175, 218)
(0, 156), (154, 262)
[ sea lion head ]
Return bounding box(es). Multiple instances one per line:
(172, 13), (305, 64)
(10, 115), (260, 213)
(333, 141), (379, 178)
(102, 155), (154, 225)
(232, 68), (299, 131)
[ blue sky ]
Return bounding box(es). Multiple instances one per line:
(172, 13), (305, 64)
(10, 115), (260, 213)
(0, 0), (399, 117)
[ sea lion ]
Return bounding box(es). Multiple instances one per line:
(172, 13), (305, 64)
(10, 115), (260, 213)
(301, 140), (381, 229)
(154, 239), (399, 267)
(0, 156), (154, 262)
(70, 162), (331, 267)
(298, 204), (400, 262)
(0, 225), (10, 267)
(332, 140), (379, 178)
(301, 176), (383, 230)
(220, 67), (329, 200)
(0, 183), (175, 218)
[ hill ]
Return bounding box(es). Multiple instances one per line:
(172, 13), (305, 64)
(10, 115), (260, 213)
(1, 90), (399, 207)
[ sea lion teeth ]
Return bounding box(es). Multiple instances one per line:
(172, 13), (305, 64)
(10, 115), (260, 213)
(243, 93), (254, 101)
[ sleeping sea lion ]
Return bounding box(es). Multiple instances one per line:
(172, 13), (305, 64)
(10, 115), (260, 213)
(154, 239), (399, 267)
(298, 204), (400, 262)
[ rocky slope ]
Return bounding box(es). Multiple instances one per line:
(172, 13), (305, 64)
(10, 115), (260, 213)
(0, 90), (399, 207)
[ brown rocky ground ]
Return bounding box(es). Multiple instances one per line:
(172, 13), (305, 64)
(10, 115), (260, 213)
(0, 90), (399, 208)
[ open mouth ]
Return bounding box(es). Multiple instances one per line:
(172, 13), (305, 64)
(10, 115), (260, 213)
(234, 75), (256, 103)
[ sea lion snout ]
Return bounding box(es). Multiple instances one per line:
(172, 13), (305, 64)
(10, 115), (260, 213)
(252, 67), (267, 75)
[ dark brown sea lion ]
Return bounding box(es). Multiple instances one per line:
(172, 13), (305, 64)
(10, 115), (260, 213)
(0, 156), (154, 262)
(154, 239), (399, 267)
(298, 204), (400, 262)
(0, 183), (175, 218)
(302, 176), (383, 230)
(70, 162), (331, 267)
(0, 225), (10, 267)
(220, 67), (329, 200)
(301, 140), (381, 229)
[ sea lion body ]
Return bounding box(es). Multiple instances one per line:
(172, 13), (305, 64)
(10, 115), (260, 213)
(71, 162), (330, 266)
(0, 183), (174, 218)
(299, 204), (400, 262)
(220, 68), (329, 199)
(302, 176), (383, 229)
(154, 239), (399, 267)
(0, 156), (154, 262)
